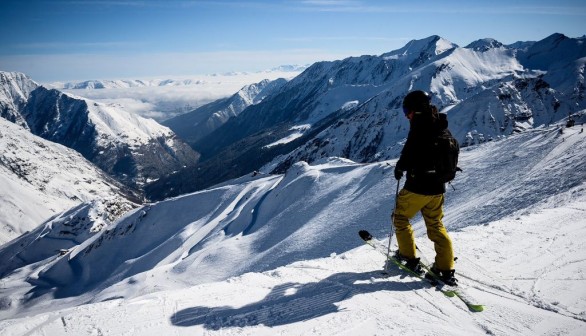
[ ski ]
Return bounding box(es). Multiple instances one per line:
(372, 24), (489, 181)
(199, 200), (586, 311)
(359, 230), (484, 312)
(418, 262), (484, 312)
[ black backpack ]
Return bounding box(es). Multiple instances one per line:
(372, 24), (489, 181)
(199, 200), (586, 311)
(432, 113), (461, 183)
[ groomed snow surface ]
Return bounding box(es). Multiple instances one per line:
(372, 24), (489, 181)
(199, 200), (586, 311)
(1, 124), (585, 335)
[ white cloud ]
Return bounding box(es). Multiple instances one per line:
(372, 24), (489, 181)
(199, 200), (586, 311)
(57, 70), (305, 121)
(301, 0), (361, 5)
(11, 41), (147, 50)
(0, 49), (348, 82)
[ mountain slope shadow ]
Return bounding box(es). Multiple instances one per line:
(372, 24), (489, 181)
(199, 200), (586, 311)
(170, 270), (426, 329)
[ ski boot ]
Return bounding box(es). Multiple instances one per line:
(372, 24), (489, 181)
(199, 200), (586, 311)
(393, 251), (424, 275)
(426, 266), (458, 286)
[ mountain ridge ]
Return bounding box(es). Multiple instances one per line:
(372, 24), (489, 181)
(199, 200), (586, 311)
(153, 33), (585, 199)
(163, 78), (288, 144)
(0, 73), (200, 189)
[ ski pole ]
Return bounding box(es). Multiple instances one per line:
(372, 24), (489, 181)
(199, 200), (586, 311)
(385, 177), (401, 271)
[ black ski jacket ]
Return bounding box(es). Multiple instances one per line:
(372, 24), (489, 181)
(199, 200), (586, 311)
(396, 111), (446, 195)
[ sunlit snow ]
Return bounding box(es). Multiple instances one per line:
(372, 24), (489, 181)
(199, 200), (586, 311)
(1, 123), (585, 335)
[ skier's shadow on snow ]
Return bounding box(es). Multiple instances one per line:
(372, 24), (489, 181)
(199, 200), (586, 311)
(170, 270), (425, 329)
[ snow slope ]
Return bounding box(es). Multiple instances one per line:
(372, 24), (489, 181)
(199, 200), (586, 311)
(0, 122), (585, 335)
(2, 194), (585, 336)
(163, 78), (288, 145)
(0, 118), (138, 245)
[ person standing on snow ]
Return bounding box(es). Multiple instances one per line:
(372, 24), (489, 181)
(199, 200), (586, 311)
(393, 90), (457, 286)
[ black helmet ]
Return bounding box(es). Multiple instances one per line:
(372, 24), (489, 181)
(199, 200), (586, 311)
(402, 90), (431, 114)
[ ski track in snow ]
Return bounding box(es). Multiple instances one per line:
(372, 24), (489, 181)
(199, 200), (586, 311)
(0, 125), (586, 335)
(2, 228), (585, 336)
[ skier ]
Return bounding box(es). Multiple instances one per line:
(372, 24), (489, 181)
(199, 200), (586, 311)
(393, 90), (457, 286)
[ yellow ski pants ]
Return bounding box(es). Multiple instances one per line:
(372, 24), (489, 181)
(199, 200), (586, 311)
(393, 189), (454, 271)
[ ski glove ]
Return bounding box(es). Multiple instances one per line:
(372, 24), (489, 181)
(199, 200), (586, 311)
(394, 167), (403, 180)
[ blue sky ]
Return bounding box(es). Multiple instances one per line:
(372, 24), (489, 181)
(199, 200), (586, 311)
(0, 0), (584, 82)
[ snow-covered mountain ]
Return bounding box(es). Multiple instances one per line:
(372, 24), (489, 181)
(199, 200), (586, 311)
(153, 34), (585, 199)
(0, 72), (37, 126)
(517, 33), (586, 71)
(263, 34), (585, 171)
(163, 78), (288, 144)
(465, 38), (504, 52)
(0, 121), (585, 334)
(0, 72), (200, 188)
(1, 34), (586, 335)
(0, 117), (139, 245)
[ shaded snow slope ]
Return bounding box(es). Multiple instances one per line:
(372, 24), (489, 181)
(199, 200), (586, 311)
(22, 87), (200, 187)
(1, 190), (585, 335)
(163, 78), (288, 145)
